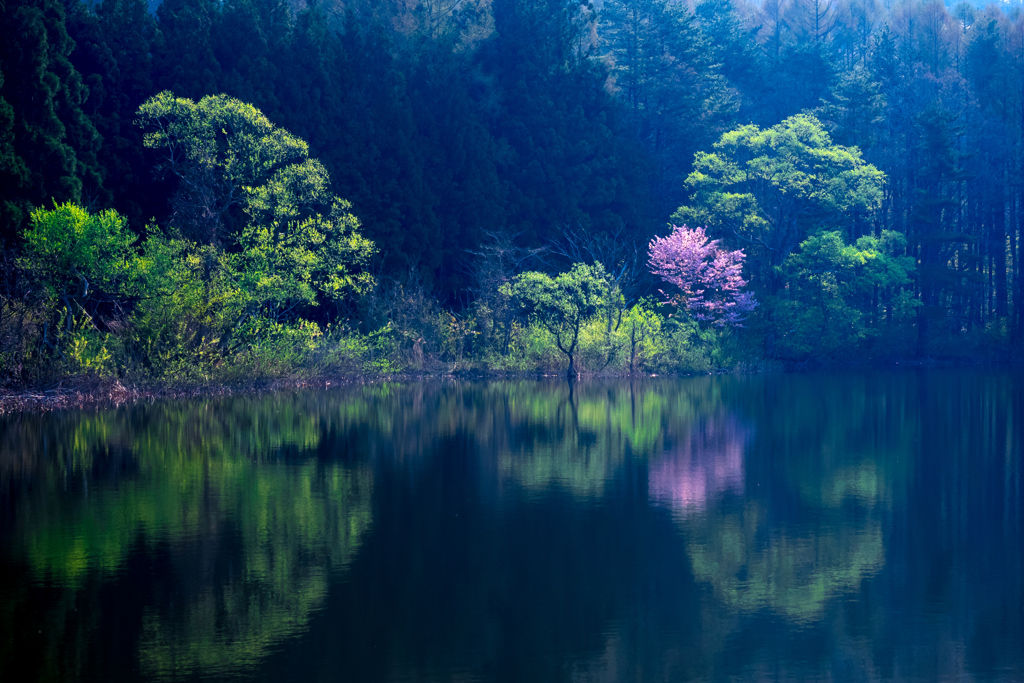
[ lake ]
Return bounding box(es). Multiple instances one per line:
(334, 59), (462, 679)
(1, 370), (1021, 681)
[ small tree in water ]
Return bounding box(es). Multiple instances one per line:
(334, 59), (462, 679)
(648, 225), (756, 326)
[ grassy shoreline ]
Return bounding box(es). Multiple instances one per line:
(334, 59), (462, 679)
(2, 355), (1018, 415)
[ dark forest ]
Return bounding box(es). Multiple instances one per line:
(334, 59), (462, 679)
(2, 0), (1023, 386)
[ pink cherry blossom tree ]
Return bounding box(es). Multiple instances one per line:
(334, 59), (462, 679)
(648, 225), (757, 326)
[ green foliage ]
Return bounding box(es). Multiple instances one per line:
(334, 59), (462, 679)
(137, 90), (355, 258)
(622, 299), (666, 373)
(66, 316), (118, 377)
(21, 202), (138, 301)
(237, 198), (375, 319)
(571, 298), (669, 375)
(228, 317), (326, 378)
(505, 263), (609, 376)
(661, 317), (716, 373)
(358, 275), (476, 372)
(65, 206), (377, 383)
(775, 230), (916, 359)
(14, 203), (137, 378)
(137, 90), (308, 188)
(3, 0), (1022, 379)
(675, 114), (886, 289)
(136, 91), (375, 322)
(482, 321), (558, 373)
(129, 232), (241, 379)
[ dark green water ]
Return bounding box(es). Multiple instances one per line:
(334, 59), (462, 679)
(1, 370), (1022, 682)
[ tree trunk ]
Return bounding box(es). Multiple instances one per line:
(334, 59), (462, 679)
(994, 188), (1009, 319)
(916, 303), (929, 358)
(1015, 189), (1022, 341)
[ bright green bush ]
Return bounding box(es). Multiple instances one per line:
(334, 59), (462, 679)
(67, 318), (117, 377)
(129, 233), (243, 379)
(21, 202), (138, 302)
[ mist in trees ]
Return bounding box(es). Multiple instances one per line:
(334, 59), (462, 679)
(1, 0), (1023, 385)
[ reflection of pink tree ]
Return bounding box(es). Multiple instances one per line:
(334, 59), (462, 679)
(648, 416), (748, 516)
(648, 225), (757, 326)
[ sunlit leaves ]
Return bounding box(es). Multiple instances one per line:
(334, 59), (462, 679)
(21, 201), (138, 301)
(675, 114), (886, 283)
(132, 93), (376, 362)
(137, 90), (307, 187)
(505, 262), (609, 375)
(243, 158), (332, 224)
(776, 229), (916, 357)
(136, 90), (359, 267)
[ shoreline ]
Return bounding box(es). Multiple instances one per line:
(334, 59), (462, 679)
(1, 356), (1019, 415)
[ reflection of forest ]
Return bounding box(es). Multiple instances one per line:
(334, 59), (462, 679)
(680, 397), (896, 623)
(1, 372), (1021, 682)
(136, 461), (372, 678)
(644, 406), (888, 624)
(0, 394), (374, 679)
(647, 415), (748, 517)
(492, 378), (724, 497)
(687, 502), (884, 622)
(0, 379), (726, 680)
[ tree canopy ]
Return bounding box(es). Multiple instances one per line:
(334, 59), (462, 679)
(505, 262), (609, 377)
(674, 114), (885, 291)
(2, 0), (1024, 383)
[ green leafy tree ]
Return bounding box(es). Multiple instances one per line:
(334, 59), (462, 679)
(20, 202), (137, 306)
(131, 233), (243, 376)
(504, 263), (608, 378)
(137, 91), (375, 314)
(674, 113), (885, 293)
(134, 93), (374, 373)
(16, 202), (138, 375)
(778, 229), (915, 358)
(237, 196), (375, 322)
(622, 298), (665, 373)
(136, 90), (309, 243)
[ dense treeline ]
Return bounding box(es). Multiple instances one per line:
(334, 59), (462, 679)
(1, 0), (1022, 387)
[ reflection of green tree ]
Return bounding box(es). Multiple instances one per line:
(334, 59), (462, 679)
(746, 373), (915, 508)
(680, 374), (910, 624)
(496, 378), (722, 496)
(138, 462), (372, 678)
(293, 378), (727, 498)
(687, 502), (884, 623)
(4, 393), (373, 678)
(1, 375), (750, 678)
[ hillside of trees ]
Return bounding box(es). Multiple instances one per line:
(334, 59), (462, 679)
(1, 0), (1022, 387)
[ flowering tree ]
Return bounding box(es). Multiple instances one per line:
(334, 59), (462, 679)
(648, 225), (756, 326)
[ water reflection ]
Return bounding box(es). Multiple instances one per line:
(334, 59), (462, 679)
(0, 371), (1021, 682)
(645, 409), (886, 625)
(0, 394), (373, 680)
(136, 461), (372, 679)
(647, 415), (748, 517)
(686, 502), (885, 623)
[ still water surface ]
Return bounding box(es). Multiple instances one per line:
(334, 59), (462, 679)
(1, 370), (1022, 681)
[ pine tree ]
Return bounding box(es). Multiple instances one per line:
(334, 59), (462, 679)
(0, 0), (103, 241)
